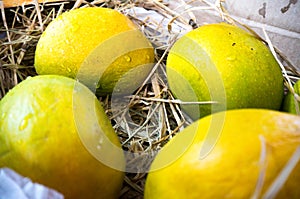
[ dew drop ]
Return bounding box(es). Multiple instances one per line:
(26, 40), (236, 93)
(226, 56), (236, 61)
(19, 113), (33, 131)
(124, 55), (131, 62)
(67, 67), (72, 73)
(98, 137), (103, 145)
(97, 137), (103, 150)
(1, 112), (6, 119)
(19, 119), (28, 131)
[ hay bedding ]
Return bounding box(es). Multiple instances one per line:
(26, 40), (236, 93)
(0, 0), (299, 198)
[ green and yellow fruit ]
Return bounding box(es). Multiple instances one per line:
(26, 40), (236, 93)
(166, 23), (283, 119)
(0, 75), (125, 199)
(145, 109), (300, 199)
(283, 80), (300, 115)
(34, 7), (154, 95)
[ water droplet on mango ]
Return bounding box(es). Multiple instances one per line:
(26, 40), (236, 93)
(1, 112), (6, 119)
(19, 113), (33, 131)
(124, 55), (131, 62)
(226, 56), (236, 61)
(67, 67), (72, 73)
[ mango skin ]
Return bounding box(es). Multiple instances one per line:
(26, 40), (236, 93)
(0, 75), (125, 199)
(166, 23), (284, 119)
(34, 7), (155, 96)
(145, 109), (300, 199)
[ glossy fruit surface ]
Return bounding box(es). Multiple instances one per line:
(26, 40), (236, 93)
(35, 7), (154, 95)
(145, 109), (300, 199)
(166, 23), (284, 119)
(0, 75), (125, 199)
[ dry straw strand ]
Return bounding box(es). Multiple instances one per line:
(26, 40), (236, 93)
(262, 146), (300, 199)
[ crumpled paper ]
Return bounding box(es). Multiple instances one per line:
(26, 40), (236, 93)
(0, 168), (64, 199)
(124, 6), (191, 48)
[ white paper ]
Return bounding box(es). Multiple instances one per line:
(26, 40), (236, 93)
(0, 168), (64, 199)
